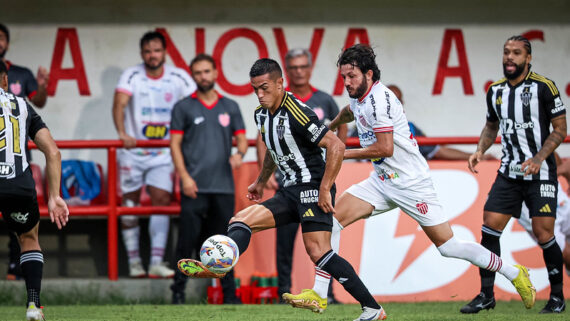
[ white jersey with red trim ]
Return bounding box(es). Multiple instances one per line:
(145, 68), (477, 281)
(116, 63), (196, 154)
(350, 81), (431, 188)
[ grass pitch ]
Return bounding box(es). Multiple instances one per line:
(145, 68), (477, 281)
(0, 301), (567, 320)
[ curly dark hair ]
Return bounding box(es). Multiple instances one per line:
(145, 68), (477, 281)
(337, 44), (380, 82)
(506, 35), (532, 54)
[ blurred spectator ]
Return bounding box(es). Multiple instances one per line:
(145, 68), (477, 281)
(169, 54), (247, 304)
(112, 31), (196, 278)
(255, 48), (346, 303)
(0, 23), (50, 281)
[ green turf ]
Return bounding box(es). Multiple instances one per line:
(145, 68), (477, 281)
(0, 301), (567, 320)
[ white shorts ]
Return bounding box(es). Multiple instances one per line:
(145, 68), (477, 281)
(118, 149), (174, 194)
(345, 171), (448, 227)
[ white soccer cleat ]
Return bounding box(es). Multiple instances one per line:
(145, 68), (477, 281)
(148, 262), (175, 278)
(353, 306), (387, 321)
(26, 302), (45, 321)
(128, 261), (147, 278)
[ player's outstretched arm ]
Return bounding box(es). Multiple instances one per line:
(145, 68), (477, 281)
(344, 131), (393, 160)
(329, 105), (353, 132)
(522, 115), (567, 176)
(317, 131), (345, 214)
(33, 128), (69, 229)
(468, 120), (499, 174)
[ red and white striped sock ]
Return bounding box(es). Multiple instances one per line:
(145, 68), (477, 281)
(312, 266), (331, 298)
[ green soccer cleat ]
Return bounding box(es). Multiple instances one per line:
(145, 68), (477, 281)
(282, 289), (327, 313)
(511, 264), (536, 309)
(177, 259), (226, 279)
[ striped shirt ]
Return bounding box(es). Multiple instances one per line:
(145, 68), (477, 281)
(486, 71), (566, 181)
(0, 88), (46, 181)
(255, 92), (329, 187)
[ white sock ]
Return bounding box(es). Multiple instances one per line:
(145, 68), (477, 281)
(437, 236), (519, 281)
(121, 225), (140, 265)
(313, 266), (331, 298)
(312, 217), (343, 298)
(149, 215), (169, 266)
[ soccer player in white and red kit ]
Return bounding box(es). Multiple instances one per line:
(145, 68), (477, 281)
(282, 44), (536, 319)
(112, 31), (196, 278)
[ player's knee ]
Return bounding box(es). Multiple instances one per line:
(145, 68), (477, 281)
(303, 241), (331, 264)
(151, 193), (171, 206)
(121, 215), (139, 228)
(437, 236), (460, 258)
(532, 227), (554, 244)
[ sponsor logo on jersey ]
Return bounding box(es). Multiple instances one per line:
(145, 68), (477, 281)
(141, 107), (170, 116)
(270, 151), (296, 164)
(358, 114), (367, 127)
(508, 163), (525, 176)
(416, 202), (429, 215)
(359, 130), (375, 141)
(142, 124), (168, 139)
(377, 168), (399, 181)
(520, 87), (532, 107)
(194, 116), (205, 125)
(495, 96), (503, 105)
(551, 97), (565, 114)
(10, 212), (29, 224)
(308, 123), (325, 142)
(539, 204), (552, 213)
(300, 189), (319, 204)
(383, 91), (392, 119)
(218, 113), (230, 127)
(540, 183), (556, 198)
(0, 162), (15, 177)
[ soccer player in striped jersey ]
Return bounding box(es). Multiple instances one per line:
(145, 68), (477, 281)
(0, 60), (69, 321)
(465, 35), (566, 314)
(283, 44), (536, 318)
(177, 58), (387, 321)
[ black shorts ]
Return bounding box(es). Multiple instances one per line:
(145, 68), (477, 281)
(484, 174), (557, 219)
(0, 193), (40, 234)
(262, 183), (335, 233)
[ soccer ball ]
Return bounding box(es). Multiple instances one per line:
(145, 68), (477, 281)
(199, 235), (239, 273)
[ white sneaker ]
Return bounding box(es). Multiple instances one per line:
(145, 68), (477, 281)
(353, 306), (387, 321)
(148, 262), (175, 278)
(129, 261), (147, 278)
(26, 302), (45, 321)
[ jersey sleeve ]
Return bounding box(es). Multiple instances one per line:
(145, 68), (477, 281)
(115, 68), (136, 96)
(170, 100), (187, 135)
(229, 101), (246, 136)
(541, 80), (566, 120)
(486, 88), (499, 122)
(27, 103), (47, 140)
(367, 91), (393, 133)
(289, 104), (329, 146)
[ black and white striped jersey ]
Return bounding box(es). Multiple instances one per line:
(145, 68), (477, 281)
(486, 71), (566, 181)
(255, 92), (329, 187)
(0, 88), (46, 182)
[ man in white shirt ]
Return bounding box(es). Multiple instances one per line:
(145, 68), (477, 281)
(112, 31), (196, 278)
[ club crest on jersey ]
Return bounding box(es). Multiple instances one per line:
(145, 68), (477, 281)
(0, 162), (15, 177)
(218, 113), (230, 127)
(164, 92), (173, 102)
(9, 82), (21, 96)
(520, 87), (532, 107)
(358, 114), (368, 127)
(313, 107), (324, 120)
(416, 202), (429, 215)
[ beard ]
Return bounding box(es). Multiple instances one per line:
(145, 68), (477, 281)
(197, 81), (215, 92)
(348, 78), (369, 99)
(0, 48), (5, 59)
(144, 58), (164, 71)
(503, 61), (526, 80)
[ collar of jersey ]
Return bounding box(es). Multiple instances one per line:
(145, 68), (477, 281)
(191, 90), (223, 109)
(358, 81), (379, 103)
